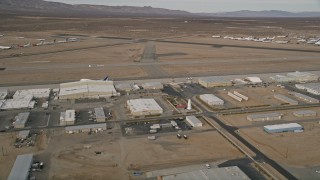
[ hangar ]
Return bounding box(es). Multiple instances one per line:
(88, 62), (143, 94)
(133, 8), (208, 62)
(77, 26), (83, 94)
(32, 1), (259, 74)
(199, 94), (224, 106)
(264, 123), (303, 133)
(59, 79), (118, 100)
(198, 76), (232, 88)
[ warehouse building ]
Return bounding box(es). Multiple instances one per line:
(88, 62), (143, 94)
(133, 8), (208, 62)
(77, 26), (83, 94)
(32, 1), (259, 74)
(8, 154), (33, 180)
(59, 79), (118, 100)
(13, 112), (30, 128)
(264, 123), (303, 133)
(17, 130), (30, 139)
(0, 95), (35, 110)
(295, 83), (320, 95)
(156, 166), (250, 180)
(245, 77), (262, 84)
(13, 88), (50, 99)
(94, 107), (106, 122)
(142, 82), (164, 90)
(0, 89), (8, 100)
(274, 94), (298, 105)
(65, 123), (107, 133)
(127, 98), (163, 116)
(293, 110), (317, 117)
(115, 83), (135, 92)
(270, 75), (294, 82)
(186, 116), (203, 127)
(198, 76), (232, 88)
(286, 71), (318, 83)
(60, 110), (76, 126)
(199, 94), (224, 106)
(292, 92), (319, 103)
(247, 112), (282, 121)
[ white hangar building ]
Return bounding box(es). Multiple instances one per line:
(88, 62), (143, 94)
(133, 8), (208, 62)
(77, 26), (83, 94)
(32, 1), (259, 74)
(59, 79), (118, 100)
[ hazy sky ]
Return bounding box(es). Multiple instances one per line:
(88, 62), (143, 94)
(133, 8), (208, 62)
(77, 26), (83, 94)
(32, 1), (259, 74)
(49, 0), (320, 13)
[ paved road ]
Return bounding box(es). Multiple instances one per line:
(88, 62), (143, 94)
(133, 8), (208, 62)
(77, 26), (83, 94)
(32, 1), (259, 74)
(208, 114), (298, 180)
(178, 85), (298, 179)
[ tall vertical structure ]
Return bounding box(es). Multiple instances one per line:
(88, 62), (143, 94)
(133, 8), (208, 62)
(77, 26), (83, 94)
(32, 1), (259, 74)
(187, 99), (192, 110)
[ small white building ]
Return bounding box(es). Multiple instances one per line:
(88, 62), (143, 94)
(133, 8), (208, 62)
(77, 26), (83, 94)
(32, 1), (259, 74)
(200, 94), (224, 106)
(127, 98), (163, 116)
(186, 116), (202, 127)
(60, 110), (76, 126)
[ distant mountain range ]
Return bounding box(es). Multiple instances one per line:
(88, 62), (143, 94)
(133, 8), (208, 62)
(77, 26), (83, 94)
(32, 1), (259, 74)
(199, 10), (320, 18)
(1, 0), (320, 17)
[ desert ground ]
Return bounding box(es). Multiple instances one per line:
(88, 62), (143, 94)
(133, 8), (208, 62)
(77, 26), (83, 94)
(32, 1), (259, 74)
(0, 127), (243, 180)
(0, 16), (319, 85)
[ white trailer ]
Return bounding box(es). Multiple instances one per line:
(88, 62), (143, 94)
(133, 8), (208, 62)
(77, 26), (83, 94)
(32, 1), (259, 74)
(233, 91), (249, 101)
(228, 92), (242, 102)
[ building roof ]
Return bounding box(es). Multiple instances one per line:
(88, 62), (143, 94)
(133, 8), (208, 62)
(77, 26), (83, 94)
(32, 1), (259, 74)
(94, 107), (105, 119)
(200, 94), (224, 102)
(8, 154), (33, 180)
(264, 123), (302, 130)
(127, 98), (163, 113)
(65, 123), (107, 131)
(115, 83), (134, 91)
(293, 92), (319, 102)
(274, 94), (298, 105)
(59, 79), (117, 98)
(18, 130), (30, 138)
(0, 89), (8, 100)
(65, 110), (75, 122)
(13, 88), (50, 99)
(293, 110), (316, 115)
(199, 76), (230, 83)
(248, 112), (281, 119)
(245, 77), (262, 83)
(186, 116), (202, 125)
(287, 71), (316, 78)
(1, 96), (35, 110)
(14, 112), (30, 126)
(162, 166), (250, 180)
(142, 82), (163, 89)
